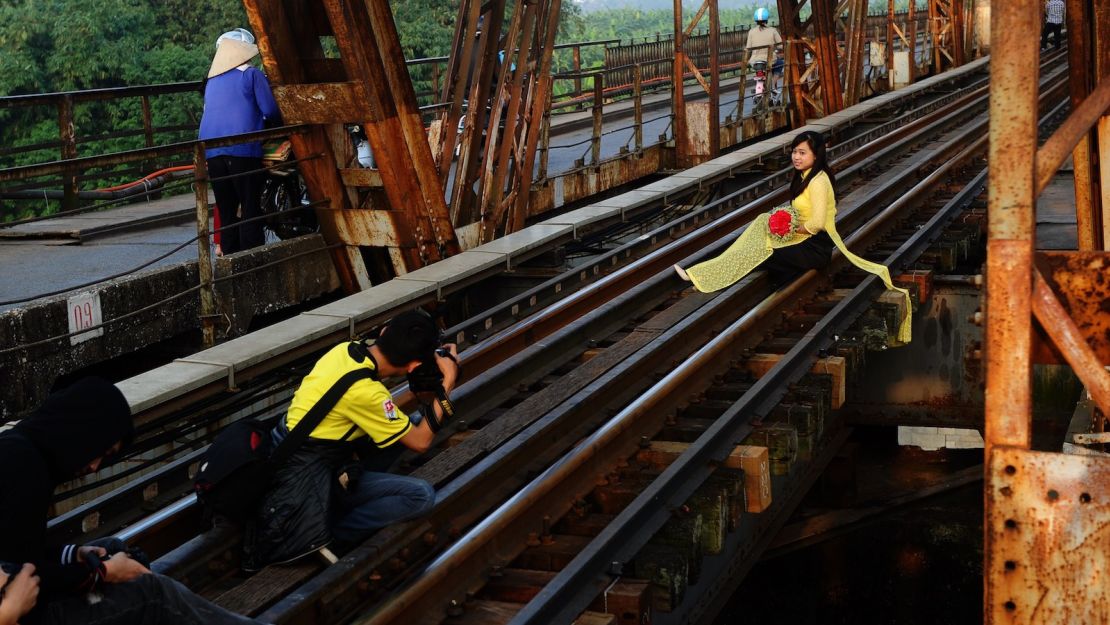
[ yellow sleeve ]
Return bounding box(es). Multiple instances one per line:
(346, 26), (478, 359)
(347, 380), (411, 448)
(802, 173), (832, 234)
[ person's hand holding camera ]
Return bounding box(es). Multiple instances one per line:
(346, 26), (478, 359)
(0, 564), (39, 624)
(103, 551), (150, 584)
(434, 343), (460, 392)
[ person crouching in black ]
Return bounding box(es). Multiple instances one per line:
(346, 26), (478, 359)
(0, 377), (267, 625)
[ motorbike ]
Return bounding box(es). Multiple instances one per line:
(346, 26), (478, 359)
(259, 138), (317, 242)
(751, 60), (783, 110)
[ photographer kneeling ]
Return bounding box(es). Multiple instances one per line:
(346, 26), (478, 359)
(242, 311), (459, 570)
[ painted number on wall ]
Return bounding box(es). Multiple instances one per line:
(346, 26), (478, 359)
(67, 291), (104, 345)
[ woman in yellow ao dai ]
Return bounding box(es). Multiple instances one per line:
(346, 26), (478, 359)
(675, 130), (911, 344)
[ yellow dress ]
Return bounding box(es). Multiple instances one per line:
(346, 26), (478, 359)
(685, 169), (912, 344)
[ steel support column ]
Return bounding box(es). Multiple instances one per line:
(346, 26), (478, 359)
(843, 0), (867, 106)
(243, 0), (370, 290)
(673, 0), (690, 168)
(929, 0), (965, 73)
(244, 0), (461, 282)
(986, 1), (1110, 623)
(811, 0), (845, 115)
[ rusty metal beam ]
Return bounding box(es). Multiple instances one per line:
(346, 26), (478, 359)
(984, 0), (1038, 451)
(673, 0), (690, 168)
(1035, 251), (1110, 366)
(1065, 0), (1103, 250)
(843, 0), (867, 106)
(322, 0), (461, 270)
(778, 0), (817, 124)
(510, 0), (562, 233)
(985, 2), (1110, 623)
(811, 0), (844, 115)
(244, 0), (369, 291)
(1032, 268), (1110, 415)
(1035, 75), (1110, 196)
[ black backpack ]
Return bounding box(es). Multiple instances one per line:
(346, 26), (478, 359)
(194, 368), (378, 522)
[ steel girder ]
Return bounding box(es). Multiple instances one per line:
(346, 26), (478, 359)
(776, 0), (846, 124)
(244, 0), (460, 285)
(673, 0), (723, 168)
(929, 0), (966, 72)
(985, 1), (1110, 623)
(435, 0), (563, 243)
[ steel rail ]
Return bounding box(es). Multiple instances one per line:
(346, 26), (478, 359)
(212, 69), (1012, 625)
(517, 166), (993, 625)
(363, 155), (993, 625)
(47, 67), (1010, 562)
(352, 72), (1070, 625)
(297, 92), (1029, 625)
(27, 67), (1016, 625)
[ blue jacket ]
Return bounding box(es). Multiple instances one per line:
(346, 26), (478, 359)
(199, 66), (281, 159)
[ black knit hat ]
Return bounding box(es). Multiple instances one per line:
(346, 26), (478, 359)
(15, 377), (133, 484)
(375, 310), (440, 367)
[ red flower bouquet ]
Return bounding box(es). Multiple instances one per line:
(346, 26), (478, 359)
(766, 205), (798, 242)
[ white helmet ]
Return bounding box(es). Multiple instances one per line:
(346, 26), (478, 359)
(754, 7), (771, 23)
(216, 28), (255, 49)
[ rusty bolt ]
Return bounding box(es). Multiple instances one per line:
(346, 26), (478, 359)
(526, 531), (541, 547)
(423, 532), (438, 545)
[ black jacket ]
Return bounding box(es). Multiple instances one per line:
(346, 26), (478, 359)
(241, 440), (350, 571)
(0, 378), (133, 624)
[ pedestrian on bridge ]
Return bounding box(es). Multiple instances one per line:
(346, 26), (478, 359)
(0, 378), (267, 625)
(745, 8), (782, 74)
(199, 28), (282, 255)
(674, 130), (912, 344)
(1041, 0), (1065, 51)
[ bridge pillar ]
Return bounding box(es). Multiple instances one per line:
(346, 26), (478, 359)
(244, 0), (461, 285)
(985, 1), (1110, 622)
(673, 0), (723, 168)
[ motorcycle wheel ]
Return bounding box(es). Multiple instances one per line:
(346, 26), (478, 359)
(260, 174), (318, 241)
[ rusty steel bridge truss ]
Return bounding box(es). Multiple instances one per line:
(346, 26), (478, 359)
(237, 0), (976, 286)
(985, 0), (1110, 622)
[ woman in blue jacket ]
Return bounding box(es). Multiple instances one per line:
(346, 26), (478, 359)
(199, 29), (282, 254)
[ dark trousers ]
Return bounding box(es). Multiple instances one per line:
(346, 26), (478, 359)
(759, 231), (834, 289)
(207, 155), (264, 254)
(42, 571), (263, 625)
(1041, 22), (1062, 49)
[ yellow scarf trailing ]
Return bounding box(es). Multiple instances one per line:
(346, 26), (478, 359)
(686, 204), (912, 345)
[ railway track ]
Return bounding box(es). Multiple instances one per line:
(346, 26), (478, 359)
(42, 53), (1069, 625)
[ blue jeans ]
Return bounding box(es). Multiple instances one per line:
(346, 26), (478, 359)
(43, 572), (265, 625)
(270, 422), (435, 543)
(333, 471), (435, 542)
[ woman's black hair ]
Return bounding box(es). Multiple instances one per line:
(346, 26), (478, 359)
(788, 130), (836, 201)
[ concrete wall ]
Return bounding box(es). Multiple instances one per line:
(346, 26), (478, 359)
(0, 235), (339, 419)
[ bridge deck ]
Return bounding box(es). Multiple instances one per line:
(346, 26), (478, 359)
(112, 57), (990, 416)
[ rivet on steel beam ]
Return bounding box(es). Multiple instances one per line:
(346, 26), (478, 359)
(423, 532), (437, 546)
(526, 531), (541, 547)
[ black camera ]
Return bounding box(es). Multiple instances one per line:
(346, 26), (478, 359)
(407, 347), (453, 394)
(407, 347), (458, 427)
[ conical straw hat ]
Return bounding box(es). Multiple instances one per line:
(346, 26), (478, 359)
(208, 38), (259, 78)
